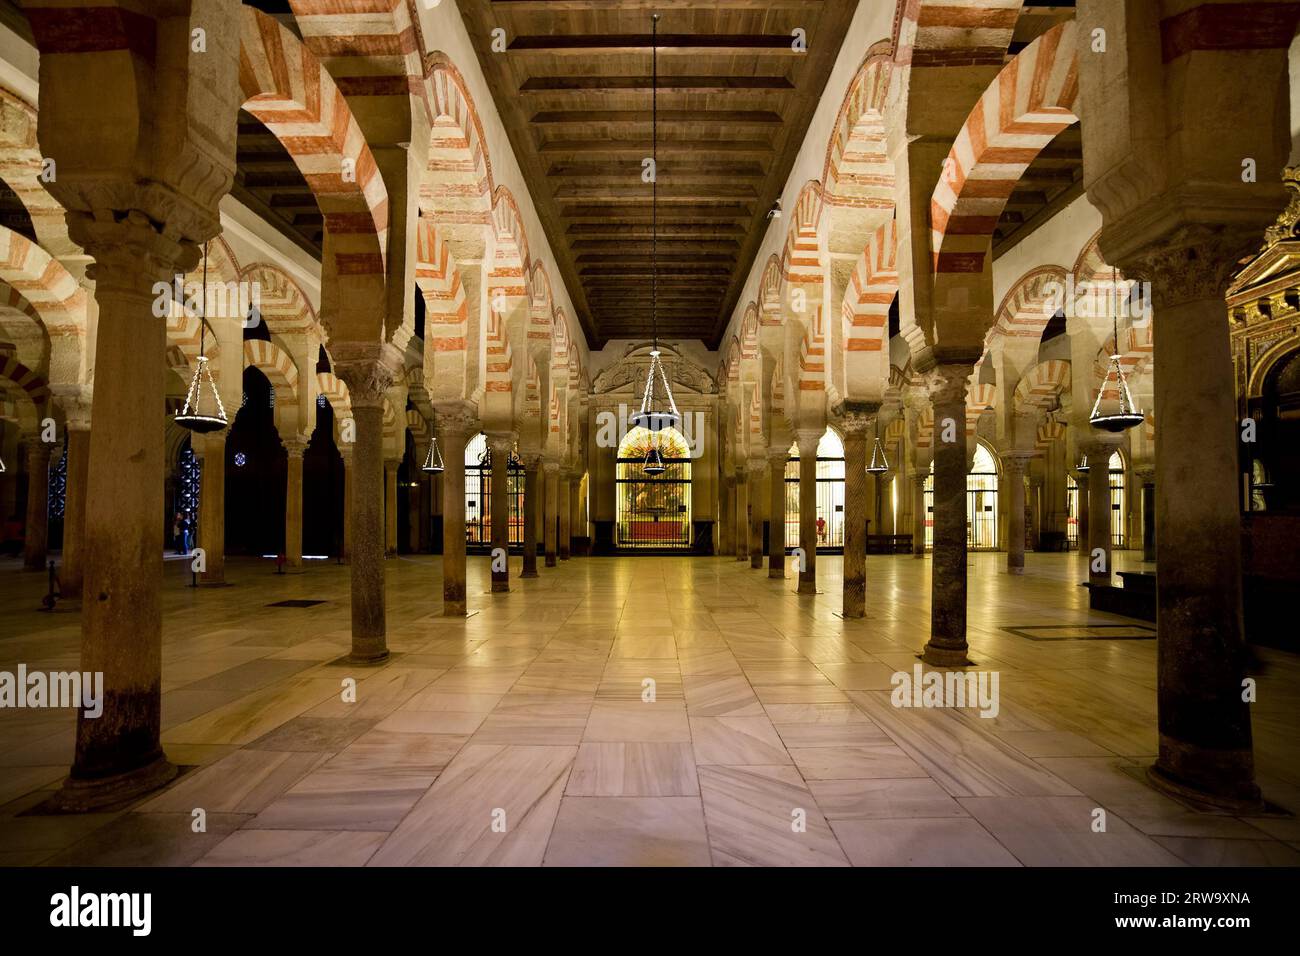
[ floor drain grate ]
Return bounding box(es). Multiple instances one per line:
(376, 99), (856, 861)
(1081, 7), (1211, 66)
(265, 599), (327, 608)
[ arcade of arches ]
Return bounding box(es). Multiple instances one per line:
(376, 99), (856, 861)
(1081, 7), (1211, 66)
(0, 0), (1298, 868)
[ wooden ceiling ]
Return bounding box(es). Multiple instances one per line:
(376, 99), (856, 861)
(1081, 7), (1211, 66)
(233, 108), (324, 258)
(456, 0), (856, 348)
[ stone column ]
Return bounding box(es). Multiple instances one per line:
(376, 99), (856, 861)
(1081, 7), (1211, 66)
(568, 476), (581, 555)
(408, 472), (422, 553)
(839, 408), (873, 618)
(718, 473), (734, 555)
(544, 460), (559, 567)
(748, 458), (766, 570)
(488, 433), (512, 592)
(734, 472), (749, 562)
(55, 215), (200, 808)
(340, 445), (353, 564)
(767, 450), (786, 578)
(335, 346), (401, 662)
(1005, 454), (1031, 575)
(283, 438), (307, 572)
(912, 469), (928, 558)
(522, 455), (541, 577)
(1135, 465), (1155, 562)
(383, 458), (399, 556)
(61, 415), (91, 597)
(558, 472), (571, 561)
(1133, 234), (1259, 807)
(795, 428), (821, 594)
(22, 440), (52, 571)
(922, 367), (973, 666)
(435, 407), (475, 616)
(1075, 470), (1089, 555)
(1028, 475), (1043, 551)
(1084, 438), (1120, 587)
(196, 431), (227, 586)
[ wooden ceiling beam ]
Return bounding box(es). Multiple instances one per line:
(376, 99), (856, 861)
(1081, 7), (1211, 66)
(530, 109), (783, 125)
(538, 138), (773, 155)
(508, 34), (806, 55)
(554, 183), (758, 200)
(560, 204), (751, 219)
(520, 74), (793, 93)
(546, 161), (767, 178)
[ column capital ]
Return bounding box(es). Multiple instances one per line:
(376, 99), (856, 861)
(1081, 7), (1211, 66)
(486, 431), (516, 454)
(332, 342), (404, 410)
(768, 446), (789, 466)
(432, 400), (479, 439)
(746, 457), (768, 476)
(1080, 434), (1124, 461)
(910, 468), (929, 485)
(925, 364), (970, 407)
(832, 400), (881, 435)
(1003, 452), (1034, 476)
(543, 458), (561, 474)
(25, 440), (54, 465)
(1121, 223), (1259, 309)
(1133, 463), (1155, 481)
(283, 437), (309, 459)
(795, 427), (823, 455)
(69, 210), (203, 290)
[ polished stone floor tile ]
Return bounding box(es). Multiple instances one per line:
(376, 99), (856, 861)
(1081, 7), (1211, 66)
(584, 700), (691, 742)
(829, 818), (1022, 867)
(690, 716), (792, 766)
(566, 742), (699, 796)
(697, 765), (849, 867)
(810, 778), (969, 820)
(544, 797), (711, 866)
(198, 828), (387, 866)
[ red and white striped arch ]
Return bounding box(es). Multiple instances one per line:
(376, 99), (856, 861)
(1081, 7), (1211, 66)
(416, 216), (468, 402)
(757, 255), (783, 327)
(992, 265), (1069, 342)
(244, 339), (300, 405)
(1093, 322), (1153, 403)
(929, 20), (1079, 276)
(423, 54), (493, 259)
(239, 7), (388, 284)
(0, 353), (51, 412)
(243, 261), (316, 337)
(1036, 418), (1066, 453)
(1012, 359), (1071, 413)
(316, 371), (351, 419)
(0, 225), (86, 333)
(782, 183), (827, 393)
(894, 0), (1022, 69)
(823, 45), (895, 246)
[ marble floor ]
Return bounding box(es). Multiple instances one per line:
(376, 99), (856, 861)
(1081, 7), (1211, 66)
(0, 549), (1297, 867)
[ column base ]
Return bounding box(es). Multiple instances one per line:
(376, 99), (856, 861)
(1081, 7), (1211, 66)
(520, 570), (539, 579)
(545, 555), (557, 567)
(1007, 566), (1025, 575)
(913, 549), (926, 559)
(48, 755), (177, 813)
(750, 556), (763, 570)
(347, 646), (389, 666)
(735, 553), (748, 562)
(920, 642), (974, 667)
(443, 601), (467, 617)
(1148, 744), (1263, 813)
(797, 582), (819, 595)
(197, 580), (232, 589)
(282, 567), (306, 576)
(491, 581), (510, 593)
(768, 568), (785, 580)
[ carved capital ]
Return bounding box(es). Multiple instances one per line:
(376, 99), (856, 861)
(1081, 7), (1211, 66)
(432, 400), (479, 439)
(49, 384), (93, 431)
(925, 364), (970, 409)
(283, 437), (309, 459)
(333, 342), (404, 410)
(795, 427), (822, 455)
(70, 211), (200, 292)
(832, 399), (881, 435)
(1122, 224), (1259, 309)
(1004, 453), (1034, 477)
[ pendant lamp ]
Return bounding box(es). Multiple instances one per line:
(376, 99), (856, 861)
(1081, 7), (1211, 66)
(631, 13), (682, 438)
(643, 444), (667, 476)
(1076, 454), (1089, 474)
(866, 418), (889, 475)
(175, 242), (229, 433)
(422, 437), (444, 473)
(1089, 269), (1145, 433)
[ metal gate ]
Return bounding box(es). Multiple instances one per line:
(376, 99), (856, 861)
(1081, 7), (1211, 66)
(616, 459), (692, 549)
(465, 433), (524, 551)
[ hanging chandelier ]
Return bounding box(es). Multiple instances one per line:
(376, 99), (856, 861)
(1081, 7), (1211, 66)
(1089, 268), (1145, 433)
(422, 437), (444, 473)
(866, 418), (889, 474)
(643, 444), (666, 476)
(175, 241), (229, 433)
(1076, 453), (1089, 474)
(631, 13), (682, 439)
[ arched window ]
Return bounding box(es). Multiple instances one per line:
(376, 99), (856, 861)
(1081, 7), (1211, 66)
(616, 427), (692, 549)
(924, 441), (1000, 551)
(784, 428), (846, 551)
(1109, 450), (1126, 548)
(464, 433), (524, 550)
